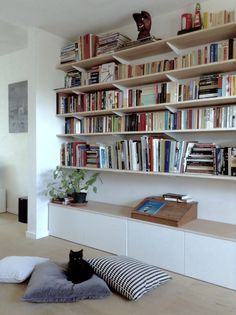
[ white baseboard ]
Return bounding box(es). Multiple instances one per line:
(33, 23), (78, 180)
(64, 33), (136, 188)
(25, 230), (49, 239)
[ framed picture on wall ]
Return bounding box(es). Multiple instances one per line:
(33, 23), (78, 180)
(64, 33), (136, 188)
(8, 80), (28, 133)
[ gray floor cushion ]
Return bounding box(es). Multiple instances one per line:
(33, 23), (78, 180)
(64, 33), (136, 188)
(23, 261), (112, 303)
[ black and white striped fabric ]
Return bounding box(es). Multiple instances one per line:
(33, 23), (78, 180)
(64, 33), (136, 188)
(88, 256), (171, 300)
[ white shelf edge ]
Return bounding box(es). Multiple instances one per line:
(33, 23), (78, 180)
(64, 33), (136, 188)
(56, 127), (236, 138)
(60, 165), (236, 181)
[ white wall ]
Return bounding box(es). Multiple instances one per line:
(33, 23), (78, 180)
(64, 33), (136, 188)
(0, 28), (65, 235)
(26, 28), (65, 238)
(0, 46), (30, 214)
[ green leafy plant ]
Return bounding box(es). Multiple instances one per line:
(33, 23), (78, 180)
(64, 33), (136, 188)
(66, 168), (100, 195)
(45, 166), (100, 201)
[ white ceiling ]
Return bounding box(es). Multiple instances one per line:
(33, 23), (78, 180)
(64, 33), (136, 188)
(0, 0), (199, 55)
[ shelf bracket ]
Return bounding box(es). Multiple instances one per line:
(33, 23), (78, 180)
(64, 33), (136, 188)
(71, 90), (86, 95)
(166, 74), (178, 82)
(165, 105), (177, 113)
(113, 55), (130, 65)
(113, 83), (127, 90)
(167, 41), (182, 55)
(72, 65), (86, 72)
(112, 110), (125, 117)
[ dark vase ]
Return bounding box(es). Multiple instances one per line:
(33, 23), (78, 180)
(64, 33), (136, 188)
(72, 192), (87, 204)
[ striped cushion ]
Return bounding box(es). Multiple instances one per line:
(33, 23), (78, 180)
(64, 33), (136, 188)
(88, 256), (171, 300)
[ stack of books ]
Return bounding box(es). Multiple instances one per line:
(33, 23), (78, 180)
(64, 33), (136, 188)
(162, 193), (194, 203)
(64, 70), (81, 88)
(85, 145), (100, 168)
(88, 66), (100, 85)
(96, 32), (131, 55)
(184, 142), (217, 174)
(198, 74), (220, 99)
(60, 42), (79, 64)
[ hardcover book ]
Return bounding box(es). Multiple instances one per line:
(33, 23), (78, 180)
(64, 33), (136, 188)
(100, 62), (117, 83)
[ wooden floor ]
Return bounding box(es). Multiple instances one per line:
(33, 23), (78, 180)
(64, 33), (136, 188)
(0, 212), (236, 315)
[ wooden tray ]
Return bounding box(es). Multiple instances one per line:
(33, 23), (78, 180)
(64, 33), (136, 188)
(131, 196), (197, 227)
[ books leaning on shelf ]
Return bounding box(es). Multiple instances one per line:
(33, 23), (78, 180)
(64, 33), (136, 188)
(99, 62), (117, 83)
(203, 10), (235, 29)
(60, 138), (236, 177)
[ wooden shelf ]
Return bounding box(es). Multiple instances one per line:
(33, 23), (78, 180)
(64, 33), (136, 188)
(167, 127), (236, 133)
(183, 219), (236, 242)
(57, 127), (236, 138)
(56, 131), (168, 137)
(114, 38), (172, 61)
(60, 165), (236, 181)
(169, 59), (236, 80)
(57, 54), (114, 71)
(167, 22), (236, 50)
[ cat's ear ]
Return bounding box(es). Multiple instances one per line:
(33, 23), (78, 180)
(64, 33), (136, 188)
(70, 250), (74, 254)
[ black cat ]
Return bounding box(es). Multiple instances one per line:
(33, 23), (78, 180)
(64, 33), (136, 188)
(66, 249), (93, 284)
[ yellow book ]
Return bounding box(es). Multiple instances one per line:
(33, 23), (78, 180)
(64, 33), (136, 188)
(203, 12), (209, 29)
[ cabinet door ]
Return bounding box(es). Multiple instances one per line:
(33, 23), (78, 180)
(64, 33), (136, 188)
(49, 204), (83, 242)
(49, 204), (127, 255)
(185, 232), (236, 290)
(75, 210), (127, 255)
(127, 219), (185, 273)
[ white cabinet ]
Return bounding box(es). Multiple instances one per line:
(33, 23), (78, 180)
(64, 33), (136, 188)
(49, 204), (127, 255)
(185, 232), (236, 290)
(49, 202), (236, 290)
(49, 204), (83, 242)
(127, 219), (185, 273)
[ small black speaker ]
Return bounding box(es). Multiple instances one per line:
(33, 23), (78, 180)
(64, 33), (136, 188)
(18, 197), (28, 223)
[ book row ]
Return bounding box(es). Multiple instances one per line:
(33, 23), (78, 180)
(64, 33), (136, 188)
(60, 139), (236, 176)
(60, 32), (131, 64)
(202, 10), (235, 29)
(62, 37), (236, 88)
(57, 72), (236, 114)
(63, 104), (236, 134)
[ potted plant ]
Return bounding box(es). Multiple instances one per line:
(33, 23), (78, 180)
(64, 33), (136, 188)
(65, 168), (100, 204)
(45, 166), (70, 203)
(45, 166), (100, 204)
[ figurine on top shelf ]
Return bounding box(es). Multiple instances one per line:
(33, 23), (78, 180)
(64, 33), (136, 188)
(116, 11), (158, 51)
(177, 2), (202, 35)
(193, 2), (202, 28)
(133, 10), (152, 41)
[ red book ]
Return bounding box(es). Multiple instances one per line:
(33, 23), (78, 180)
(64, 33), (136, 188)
(188, 109), (192, 129)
